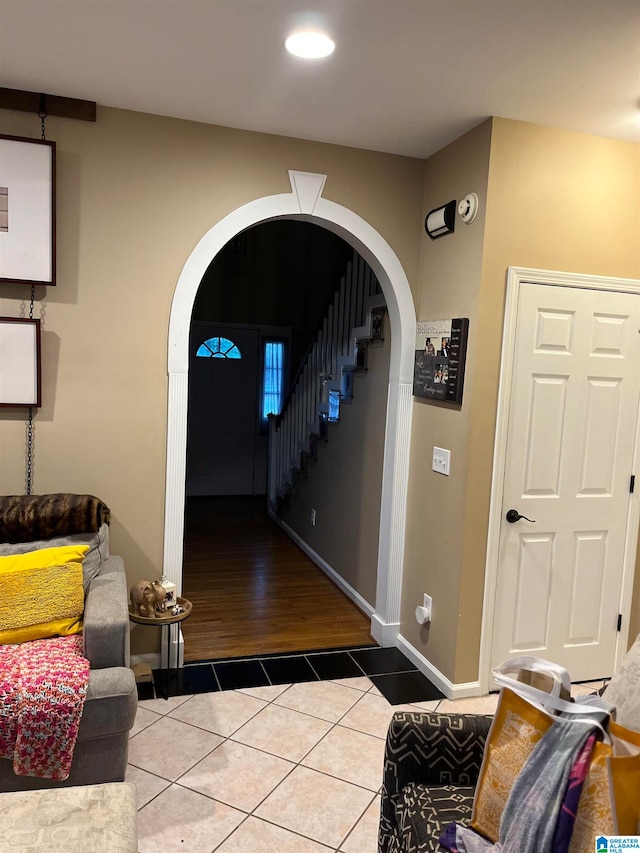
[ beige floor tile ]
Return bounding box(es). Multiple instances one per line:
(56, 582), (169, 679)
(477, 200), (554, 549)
(129, 715), (223, 780)
(255, 765), (373, 849)
(340, 793), (381, 853)
(274, 680), (362, 722)
(571, 681), (603, 698)
(125, 764), (170, 808)
(168, 689), (267, 736)
(367, 684), (383, 697)
(330, 677), (373, 692)
(129, 706), (162, 738)
(138, 693), (193, 715)
(137, 784), (244, 853)
(215, 816), (333, 852)
(236, 683), (291, 701)
(231, 703), (332, 762)
(179, 739), (294, 811)
(302, 724), (386, 791)
(409, 699), (442, 712)
(437, 694), (499, 715)
(339, 692), (415, 740)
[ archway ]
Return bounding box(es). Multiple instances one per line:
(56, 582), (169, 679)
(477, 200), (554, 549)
(163, 170), (416, 662)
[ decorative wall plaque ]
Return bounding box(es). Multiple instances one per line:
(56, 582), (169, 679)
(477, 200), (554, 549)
(413, 318), (469, 404)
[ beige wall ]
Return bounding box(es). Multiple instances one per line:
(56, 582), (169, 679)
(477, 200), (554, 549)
(401, 117), (639, 684)
(2, 104), (638, 673)
(0, 106), (424, 656)
(476, 119), (640, 664)
(281, 331), (391, 606)
(401, 120), (493, 681)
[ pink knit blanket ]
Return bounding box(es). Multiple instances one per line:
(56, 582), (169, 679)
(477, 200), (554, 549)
(0, 635), (90, 780)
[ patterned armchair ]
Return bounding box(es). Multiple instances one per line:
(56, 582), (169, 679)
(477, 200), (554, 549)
(378, 711), (493, 853)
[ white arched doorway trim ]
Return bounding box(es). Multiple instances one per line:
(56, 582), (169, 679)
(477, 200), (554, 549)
(163, 170), (416, 659)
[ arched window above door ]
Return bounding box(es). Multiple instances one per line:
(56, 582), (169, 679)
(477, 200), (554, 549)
(196, 337), (242, 359)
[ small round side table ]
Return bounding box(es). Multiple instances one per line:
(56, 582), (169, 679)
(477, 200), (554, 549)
(128, 597), (193, 698)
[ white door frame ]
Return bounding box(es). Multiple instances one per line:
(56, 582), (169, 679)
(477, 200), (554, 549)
(479, 266), (640, 693)
(162, 170), (417, 660)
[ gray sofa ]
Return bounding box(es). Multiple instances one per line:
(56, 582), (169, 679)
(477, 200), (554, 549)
(0, 550), (137, 791)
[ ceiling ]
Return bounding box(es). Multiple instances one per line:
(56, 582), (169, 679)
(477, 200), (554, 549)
(1, 0), (639, 159)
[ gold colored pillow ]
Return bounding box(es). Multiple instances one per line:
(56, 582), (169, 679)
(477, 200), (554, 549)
(0, 545), (89, 643)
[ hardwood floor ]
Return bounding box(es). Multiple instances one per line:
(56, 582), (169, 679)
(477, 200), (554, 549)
(180, 496), (376, 662)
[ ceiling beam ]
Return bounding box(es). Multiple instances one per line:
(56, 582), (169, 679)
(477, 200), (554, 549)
(0, 88), (96, 122)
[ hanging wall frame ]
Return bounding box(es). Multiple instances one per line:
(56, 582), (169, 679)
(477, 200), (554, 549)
(0, 317), (41, 407)
(0, 134), (56, 286)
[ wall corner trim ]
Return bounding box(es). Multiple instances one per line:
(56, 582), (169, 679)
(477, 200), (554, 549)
(397, 634), (483, 701)
(371, 615), (401, 647)
(288, 170), (327, 214)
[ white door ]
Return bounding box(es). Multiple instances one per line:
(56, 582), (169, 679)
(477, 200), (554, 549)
(491, 281), (640, 681)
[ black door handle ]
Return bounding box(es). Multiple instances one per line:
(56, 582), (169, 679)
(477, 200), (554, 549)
(506, 509), (536, 524)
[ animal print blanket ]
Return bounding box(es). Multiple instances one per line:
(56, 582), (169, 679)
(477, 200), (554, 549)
(0, 635), (90, 779)
(0, 493), (110, 544)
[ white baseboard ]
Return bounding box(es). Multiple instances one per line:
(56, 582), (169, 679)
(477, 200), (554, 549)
(275, 518), (375, 620)
(396, 634), (483, 701)
(370, 614), (401, 647)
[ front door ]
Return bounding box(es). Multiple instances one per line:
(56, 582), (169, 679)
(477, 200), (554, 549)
(187, 324), (260, 495)
(491, 280), (640, 681)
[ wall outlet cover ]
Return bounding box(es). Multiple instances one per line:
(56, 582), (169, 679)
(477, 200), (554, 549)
(432, 446), (451, 476)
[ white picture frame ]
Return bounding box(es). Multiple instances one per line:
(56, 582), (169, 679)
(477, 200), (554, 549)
(0, 317), (41, 407)
(0, 134), (56, 286)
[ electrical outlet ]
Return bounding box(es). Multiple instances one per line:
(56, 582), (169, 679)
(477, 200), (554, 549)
(311, 508), (317, 527)
(432, 446), (451, 476)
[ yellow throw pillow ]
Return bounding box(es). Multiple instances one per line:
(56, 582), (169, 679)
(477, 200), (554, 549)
(0, 545), (89, 643)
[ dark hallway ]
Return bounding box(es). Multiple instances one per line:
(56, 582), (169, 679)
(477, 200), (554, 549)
(180, 496), (377, 662)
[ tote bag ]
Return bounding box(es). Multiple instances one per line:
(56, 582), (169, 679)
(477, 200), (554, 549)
(472, 657), (640, 850)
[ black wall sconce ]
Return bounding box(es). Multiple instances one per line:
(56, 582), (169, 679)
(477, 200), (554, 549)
(424, 200), (456, 239)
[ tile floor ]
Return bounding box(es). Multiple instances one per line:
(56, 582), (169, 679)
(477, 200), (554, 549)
(127, 648), (606, 853)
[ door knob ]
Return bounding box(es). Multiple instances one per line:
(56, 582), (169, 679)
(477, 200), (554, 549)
(505, 509), (536, 524)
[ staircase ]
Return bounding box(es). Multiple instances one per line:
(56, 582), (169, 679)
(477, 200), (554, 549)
(268, 250), (385, 511)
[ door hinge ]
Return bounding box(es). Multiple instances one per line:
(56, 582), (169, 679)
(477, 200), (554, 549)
(617, 614), (622, 632)
(631, 475), (636, 494)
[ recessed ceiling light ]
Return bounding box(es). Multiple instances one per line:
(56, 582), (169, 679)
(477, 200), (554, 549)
(285, 31), (335, 59)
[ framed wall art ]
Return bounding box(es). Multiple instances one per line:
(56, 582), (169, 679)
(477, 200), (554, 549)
(413, 317), (469, 404)
(0, 134), (56, 286)
(0, 317), (42, 407)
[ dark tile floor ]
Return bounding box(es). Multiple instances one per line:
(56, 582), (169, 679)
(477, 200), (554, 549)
(140, 644), (445, 705)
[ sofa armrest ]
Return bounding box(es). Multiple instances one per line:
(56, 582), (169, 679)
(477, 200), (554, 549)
(379, 711), (492, 853)
(77, 667), (138, 742)
(83, 555), (130, 670)
(383, 710), (492, 793)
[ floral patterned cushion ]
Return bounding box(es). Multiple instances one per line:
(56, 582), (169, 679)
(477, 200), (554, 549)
(0, 782), (137, 851)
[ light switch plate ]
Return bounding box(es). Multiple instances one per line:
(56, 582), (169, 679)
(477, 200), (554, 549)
(432, 446), (451, 475)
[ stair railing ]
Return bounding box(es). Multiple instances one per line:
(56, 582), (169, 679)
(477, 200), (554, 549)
(268, 250), (385, 510)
